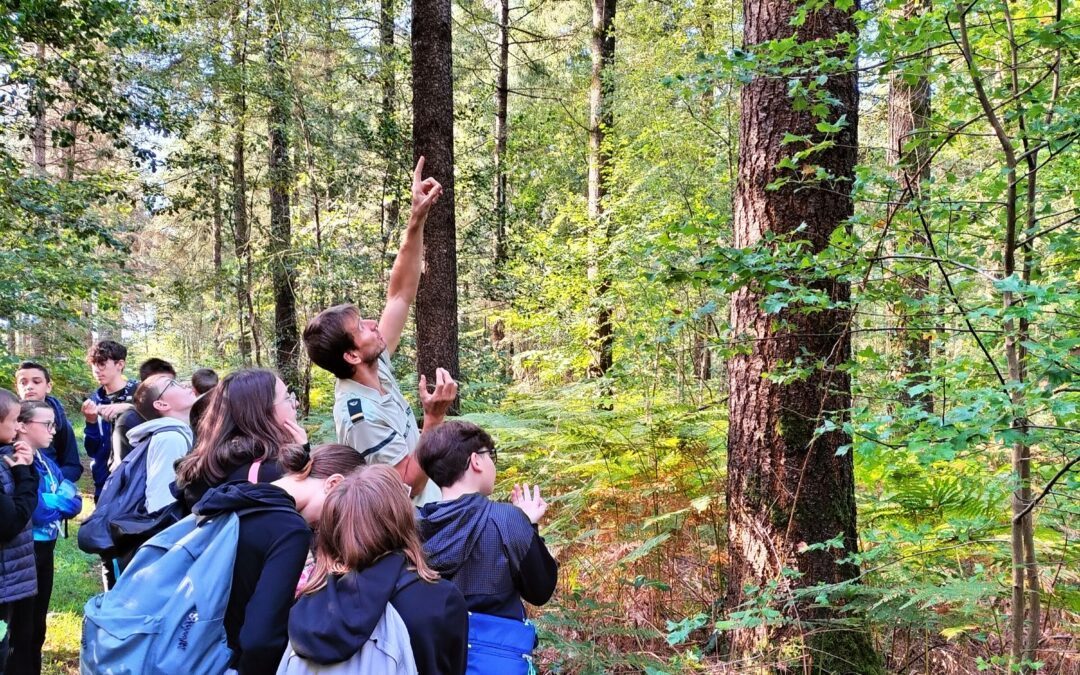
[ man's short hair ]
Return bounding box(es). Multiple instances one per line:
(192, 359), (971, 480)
(416, 420), (496, 488)
(16, 361), (51, 383)
(138, 358), (175, 381)
(88, 340), (128, 365)
(0, 388), (20, 420)
(303, 304), (362, 379)
(133, 374), (170, 421)
(191, 368), (219, 395)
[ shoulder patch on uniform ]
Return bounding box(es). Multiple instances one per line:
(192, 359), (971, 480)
(347, 398), (365, 423)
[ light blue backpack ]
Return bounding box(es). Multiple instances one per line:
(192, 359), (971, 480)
(81, 506), (291, 675)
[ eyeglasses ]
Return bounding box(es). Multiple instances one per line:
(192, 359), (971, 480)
(155, 379), (179, 401)
(27, 420), (57, 432)
(277, 391), (298, 407)
(477, 447), (498, 465)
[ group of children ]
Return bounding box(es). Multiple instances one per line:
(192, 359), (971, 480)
(0, 157), (559, 674)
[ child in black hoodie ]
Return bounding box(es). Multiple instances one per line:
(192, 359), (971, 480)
(416, 421), (558, 621)
(283, 465), (468, 674)
(173, 369), (366, 674)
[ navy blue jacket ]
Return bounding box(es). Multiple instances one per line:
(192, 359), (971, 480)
(44, 394), (83, 483)
(83, 379), (137, 495)
(0, 446), (40, 604)
(192, 481), (311, 675)
(419, 493), (558, 621)
(289, 551), (468, 675)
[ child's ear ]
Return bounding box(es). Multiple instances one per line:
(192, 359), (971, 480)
(324, 473), (345, 493)
(469, 452), (483, 472)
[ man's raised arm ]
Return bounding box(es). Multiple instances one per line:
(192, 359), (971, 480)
(379, 156), (443, 356)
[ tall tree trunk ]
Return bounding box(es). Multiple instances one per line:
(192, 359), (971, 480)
(723, 1), (880, 670)
(586, 0), (616, 379)
(888, 0), (932, 413)
(267, 3), (300, 392)
(31, 43), (47, 175)
(230, 6), (253, 365)
(379, 0), (399, 259)
(493, 0), (509, 265)
(411, 0), (460, 407)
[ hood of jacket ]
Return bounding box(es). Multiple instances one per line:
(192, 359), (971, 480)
(126, 416), (193, 448)
(190, 480), (298, 518)
(417, 492), (492, 578)
(288, 552), (409, 664)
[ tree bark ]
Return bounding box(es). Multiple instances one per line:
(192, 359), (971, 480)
(411, 0), (460, 405)
(493, 0), (510, 265)
(887, 0), (933, 413)
(31, 43), (47, 175)
(379, 0), (399, 251)
(267, 2), (300, 392)
(586, 0), (616, 378)
(724, 1), (880, 670)
(230, 5), (253, 365)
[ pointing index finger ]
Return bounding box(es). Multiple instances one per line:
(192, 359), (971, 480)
(413, 156), (426, 184)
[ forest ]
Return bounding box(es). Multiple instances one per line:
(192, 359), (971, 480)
(0, 0), (1078, 671)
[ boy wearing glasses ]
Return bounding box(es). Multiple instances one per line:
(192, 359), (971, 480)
(415, 421), (558, 627)
(81, 340), (138, 498)
(128, 374), (196, 513)
(109, 358), (177, 471)
(14, 361), (83, 483)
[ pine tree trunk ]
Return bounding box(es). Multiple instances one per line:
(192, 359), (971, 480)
(493, 0), (509, 265)
(230, 7), (253, 365)
(723, 1), (880, 670)
(888, 0), (932, 413)
(586, 0), (615, 378)
(411, 0), (460, 405)
(267, 4), (300, 393)
(379, 0), (399, 248)
(31, 43), (47, 175)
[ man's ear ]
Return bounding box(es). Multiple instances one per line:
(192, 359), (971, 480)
(342, 349), (362, 366)
(116, 359), (126, 371)
(324, 473), (345, 493)
(153, 399), (169, 414)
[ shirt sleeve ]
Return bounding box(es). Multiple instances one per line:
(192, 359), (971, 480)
(236, 525), (312, 674)
(343, 417), (410, 467)
(510, 519), (559, 608)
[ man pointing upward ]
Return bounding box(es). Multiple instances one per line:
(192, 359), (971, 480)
(303, 157), (456, 506)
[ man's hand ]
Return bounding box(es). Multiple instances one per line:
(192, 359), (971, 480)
(409, 156), (443, 224)
(98, 403), (133, 423)
(511, 483), (548, 525)
(81, 399), (99, 424)
(419, 368), (457, 425)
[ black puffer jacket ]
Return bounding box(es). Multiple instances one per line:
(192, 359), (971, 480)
(0, 446), (39, 604)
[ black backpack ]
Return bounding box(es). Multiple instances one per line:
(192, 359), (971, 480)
(77, 430), (186, 557)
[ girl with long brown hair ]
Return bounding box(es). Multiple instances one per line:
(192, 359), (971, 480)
(280, 465), (468, 675)
(174, 368), (307, 507)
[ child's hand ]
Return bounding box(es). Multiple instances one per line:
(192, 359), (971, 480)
(511, 483), (548, 525)
(280, 418), (308, 445)
(10, 441), (33, 466)
(98, 403), (132, 422)
(81, 399), (99, 423)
